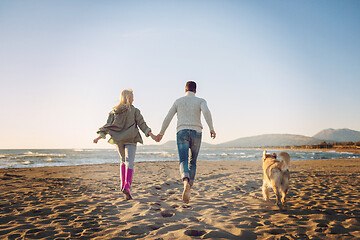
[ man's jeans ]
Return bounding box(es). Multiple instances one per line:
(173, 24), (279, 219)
(177, 129), (202, 186)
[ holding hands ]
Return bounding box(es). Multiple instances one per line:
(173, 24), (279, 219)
(149, 132), (157, 142)
(150, 132), (163, 142)
(95, 130), (214, 144)
(154, 134), (163, 142)
(150, 130), (215, 143)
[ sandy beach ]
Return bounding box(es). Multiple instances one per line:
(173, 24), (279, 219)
(0, 158), (359, 240)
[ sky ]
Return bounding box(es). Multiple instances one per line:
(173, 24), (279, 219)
(0, 0), (359, 149)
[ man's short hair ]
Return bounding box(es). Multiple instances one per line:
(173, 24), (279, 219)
(186, 81), (197, 92)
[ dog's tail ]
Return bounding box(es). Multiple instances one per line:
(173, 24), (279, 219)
(278, 152), (290, 171)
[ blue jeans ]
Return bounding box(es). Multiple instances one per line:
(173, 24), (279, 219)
(177, 129), (202, 186)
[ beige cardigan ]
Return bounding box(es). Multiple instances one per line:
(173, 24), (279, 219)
(97, 105), (151, 145)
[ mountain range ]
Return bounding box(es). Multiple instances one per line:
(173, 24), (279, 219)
(313, 128), (360, 142)
(149, 128), (360, 148)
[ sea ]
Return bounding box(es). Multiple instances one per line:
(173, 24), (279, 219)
(1, 147), (360, 169)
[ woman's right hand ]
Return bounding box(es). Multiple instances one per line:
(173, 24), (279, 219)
(149, 131), (161, 142)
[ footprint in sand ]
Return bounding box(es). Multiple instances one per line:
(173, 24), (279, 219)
(182, 205), (192, 209)
(160, 210), (175, 218)
(150, 203), (161, 211)
(326, 224), (348, 234)
(167, 190), (176, 195)
(150, 206), (161, 211)
(127, 225), (150, 235)
(25, 229), (59, 239)
(188, 216), (202, 222)
(184, 229), (206, 237)
(267, 228), (287, 235)
(8, 234), (21, 239)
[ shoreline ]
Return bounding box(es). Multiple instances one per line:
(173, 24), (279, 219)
(1, 148), (360, 170)
(202, 147), (360, 154)
(2, 157), (360, 171)
(262, 147), (360, 154)
(1, 159), (359, 239)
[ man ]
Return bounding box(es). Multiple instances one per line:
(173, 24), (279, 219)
(156, 81), (216, 203)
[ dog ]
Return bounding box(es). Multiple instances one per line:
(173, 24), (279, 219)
(262, 150), (290, 207)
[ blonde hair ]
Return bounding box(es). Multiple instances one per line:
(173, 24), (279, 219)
(114, 89), (133, 110)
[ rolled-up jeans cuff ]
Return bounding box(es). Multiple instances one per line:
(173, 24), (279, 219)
(182, 172), (190, 181)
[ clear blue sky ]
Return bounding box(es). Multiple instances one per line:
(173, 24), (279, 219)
(0, 0), (359, 149)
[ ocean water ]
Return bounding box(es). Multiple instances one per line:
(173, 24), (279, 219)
(0, 148), (359, 169)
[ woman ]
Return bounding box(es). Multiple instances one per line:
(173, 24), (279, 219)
(93, 89), (156, 200)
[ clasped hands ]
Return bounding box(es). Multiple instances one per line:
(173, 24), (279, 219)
(149, 132), (163, 142)
(149, 130), (216, 143)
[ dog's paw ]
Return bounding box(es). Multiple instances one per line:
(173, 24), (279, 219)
(279, 205), (288, 211)
(275, 202), (288, 211)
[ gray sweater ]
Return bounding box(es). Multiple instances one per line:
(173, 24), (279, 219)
(160, 91), (214, 135)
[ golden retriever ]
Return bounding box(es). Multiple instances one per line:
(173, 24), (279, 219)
(262, 150), (290, 207)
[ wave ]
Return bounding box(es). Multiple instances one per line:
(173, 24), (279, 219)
(4, 152), (67, 160)
(137, 151), (175, 157)
(72, 149), (115, 152)
(19, 160), (33, 165)
(339, 152), (355, 155)
(45, 157), (54, 162)
(201, 153), (218, 156)
(73, 149), (85, 152)
(203, 152), (247, 157)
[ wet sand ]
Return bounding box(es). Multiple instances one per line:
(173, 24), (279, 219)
(0, 158), (359, 239)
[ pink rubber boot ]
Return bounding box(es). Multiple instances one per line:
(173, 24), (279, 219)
(120, 163), (126, 191)
(123, 168), (133, 200)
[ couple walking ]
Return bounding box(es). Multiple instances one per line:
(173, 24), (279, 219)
(93, 81), (216, 203)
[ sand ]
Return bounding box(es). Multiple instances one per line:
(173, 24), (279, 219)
(0, 158), (359, 240)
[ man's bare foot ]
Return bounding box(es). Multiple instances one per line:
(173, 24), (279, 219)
(182, 181), (191, 203)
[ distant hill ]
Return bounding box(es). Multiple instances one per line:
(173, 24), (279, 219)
(216, 134), (322, 148)
(145, 128), (360, 149)
(313, 128), (360, 142)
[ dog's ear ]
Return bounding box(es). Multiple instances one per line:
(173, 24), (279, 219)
(273, 153), (277, 159)
(263, 150), (267, 161)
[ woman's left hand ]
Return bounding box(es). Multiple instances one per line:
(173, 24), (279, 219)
(93, 136), (102, 144)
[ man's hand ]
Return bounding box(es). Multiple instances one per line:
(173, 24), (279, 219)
(155, 134), (163, 142)
(210, 130), (216, 139)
